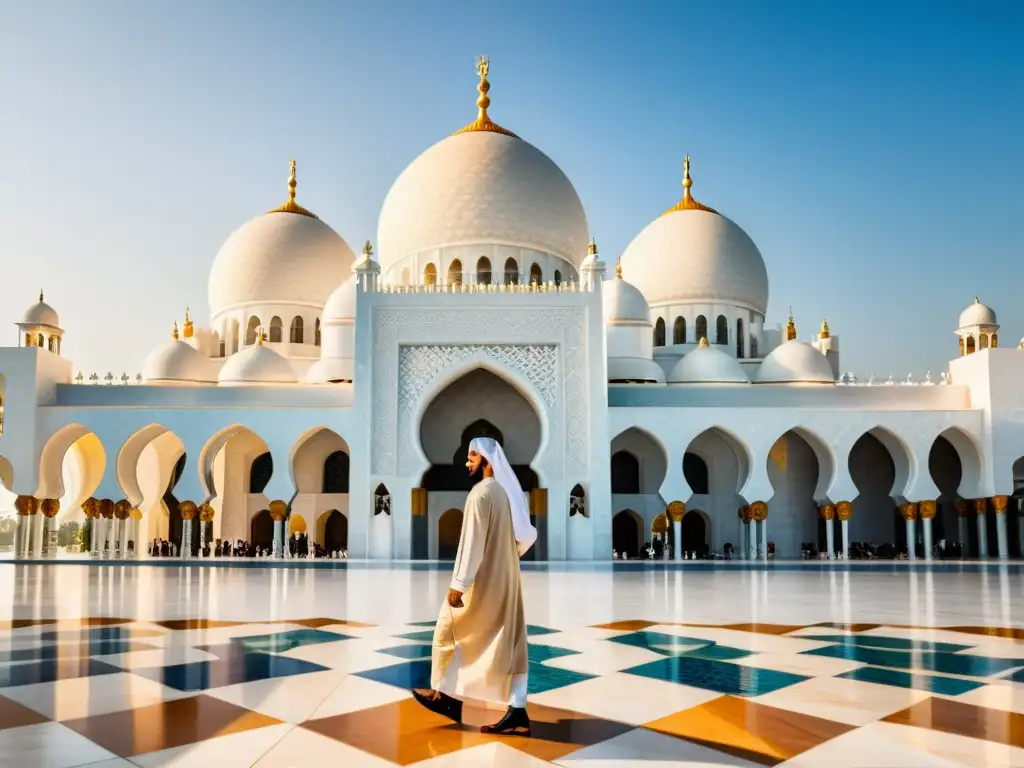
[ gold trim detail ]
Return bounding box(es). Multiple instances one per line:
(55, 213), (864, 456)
(974, 498), (988, 516)
(267, 159), (319, 219)
(837, 501), (853, 521)
(183, 307), (194, 339)
(991, 495), (1009, 515)
(453, 55), (519, 139)
(663, 154), (718, 216)
(919, 500), (937, 520)
(179, 501), (198, 521)
(819, 503), (836, 521)
(667, 501), (685, 523)
(900, 502), (919, 521)
(749, 501), (768, 522)
(786, 308), (796, 341)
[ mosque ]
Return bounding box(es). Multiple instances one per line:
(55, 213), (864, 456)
(2, 58), (1023, 564)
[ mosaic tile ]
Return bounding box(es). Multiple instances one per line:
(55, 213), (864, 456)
(0, 695), (50, 731)
(801, 633), (974, 653)
(395, 629), (436, 643)
(528, 643), (579, 664)
(838, 665), (985, 696)
(590, 620), (660, 632)
(625, 656), (807, 696)
(133, 652), (330, 691)
(779, 721), (981, 767)
(253, 726), (396, 766)
(153, 619), (248, 631)
(681, 644), (753, 661)
(268, 617), (375, 629)
(883, 697), (1024, 749)
(558, 726), (765, 766)
(0, 640), (159, 662)
(378, 643), (433, 660)
(357, 659), (433, 691)
(130, 722), (294, 767)
(399, 621), (558, 637)
(752, 675), (931, 727)
(36, 626), (165, 643)
(804, 643), (1024, 677)
(0, 658), (123, 688)
(202, 669), (347, 724)
(942, 626), (1024, 641)
(607, 630), (714, 655)
(0, 721), (119, 768)
(645, 695), (855, 764)
(528, 662), (596, 694)
(61, 694), (282, 757)
(229, 628), (353, 653)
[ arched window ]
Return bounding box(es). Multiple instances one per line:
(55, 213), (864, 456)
(401, 268), (410, 286)
(504, 257), (519, 285)
(979, 333), (989, 349)
(23, 333), (31, 347)
(569, 483), (586, 517)
(966, 335), (976, 354)
(992, 333), (999, 348)
(246, 316), (260, 345)
(736, 318), (745, 358)
(554, 269), (562, 287)
(268, 317), (283, 343)
(716, 315), (728, 345)
(683, 452), (709, 495)
(314, 318), (321, 346)
(530, 263), (543, 285)
(673, 317), (686, 345)
(611, 451), (641, 494)
(695, 315), (708, 343)
(477, 256), (492, 285)
(249, 452), (273, 494)
(322, 451), (350, 493)
(447, 259), (463, 287)
(290, 316), (304, 344)
(48, 336), (57, 353)
(750, 334), (759, 358)
(36, 334), (44, 348)
(374, 483), (391, 516)
(231, 320), (240, 353)
(959, 337), (965, 356)
(424, 263), (437, 286)
(219, 339), (226, 357)
(654, 317), (666, 347)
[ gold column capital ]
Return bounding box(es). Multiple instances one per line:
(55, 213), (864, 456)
(667, 501), (685, 523)
(114, 500), (132, 520)
(268, 500), (288, 522)
(954, 498), (970, 518)
(900, 502), (919, 521)
(98, 499), (115, 519)
(836, 501), (853, 521)
(738, 505), (751, 524)
(918, 500), (937, 520)
(14, 495), (38, 516)
(991, 495), (1010, 514)
(819, 503), (836, 521)
(198, 503), (215, 522)
(973, 498), (988, 516)
(749, 501), (768, 522)
(129, 507), (143, 521)
(39, 498), (60, 518)
(179, 501), (198, 521)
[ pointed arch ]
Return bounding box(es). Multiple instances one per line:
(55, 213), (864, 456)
(530, 263), (543, 285)
(37, 424), (107, 501)
(612, 509), (643, 558)
(269, 316), (283, 343)
(289, 427), (351, 495)
(447, 259), (463, 287)
(476, 256), (492, 285)
(424, 263), (437, 286)
(290, 316), (304, 344)
(695, 315), (708, 343)
(673, 316), (686, 345)
(930, 427), (983, 499)
(684, 426), (753, 497)
(716, 315), (728, 345)
(503, 257), (519, 284)
(245, 316), (261, 346)
(610, 426), (669, 495)
(654, 317), (666, 347)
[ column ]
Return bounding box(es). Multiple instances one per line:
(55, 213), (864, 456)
(114, 501), (131, 559)
(83, 498), (100, 556)
(99, 500), (115, 558)
(954, 499), (970, 557)
(837, 501), (852, 560)
(668, 502), (685, 561)
(128, 509), (141, 557)
(13, 496), (37, 558)
(738, 506), (751, 561)
(974, 499), (989, 559)
(1018, 499), (1024, 560)
(901, 502), (918, 560)
(179, 501), (197, 559)
(992, 495), (1009, 560)
(750, 501), (769, 561)
(199, 504), (215, 558)
(746, 507), (757, 561)
(39, 499), (60, 558)
(919, 500), (936, 561)
(819, 504), (835, 559)
(269, 500), (287, 558)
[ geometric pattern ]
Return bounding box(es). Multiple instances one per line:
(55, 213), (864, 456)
(2, 617), (1023, 766)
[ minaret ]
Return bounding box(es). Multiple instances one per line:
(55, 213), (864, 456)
(580, 237), (605, 293)
(353, 239), (381, 292)
(813, 317), (840, 378)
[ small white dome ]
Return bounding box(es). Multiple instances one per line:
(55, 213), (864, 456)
(668, 344), (749, 384)
(323, 275), (358, 322)
(304, 358), (354, 384)
(755, 340), (834, 384)
(603, 276), (651, 325)
(959, 298), (997, 328)
(378, 131), (589, 270)
(22, 293), (59, 327)
(142, 340), (213, 384)
(607, 357), (666, 384)
(218, 344), (297, 385)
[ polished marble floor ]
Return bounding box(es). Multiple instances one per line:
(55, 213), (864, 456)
(0, 564), (1022, 766)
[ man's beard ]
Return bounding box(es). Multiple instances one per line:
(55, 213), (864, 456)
(468, 460), (486, 479)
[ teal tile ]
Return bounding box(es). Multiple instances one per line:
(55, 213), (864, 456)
(804, 644), (1022, 677)
(625, 656), (806, 696)
(233, 629), (352, 654)
(395, 630), (435, 643)
(378, 644), (433, 660)
(408, 621), (437, 627)
(803, 634), (973, 653)
(680, 644), (753, 661)
(397, 625), (555, 642)
(528, 644), (578, 664)
(357, 660), (431, 690)
(837, 665), (984, 696)
(608, 631), (714, 656)
(527, 661), (595, 694)
(527, 625), (559, 637)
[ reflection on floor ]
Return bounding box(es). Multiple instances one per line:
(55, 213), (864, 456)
(0, 565), (1022, 766)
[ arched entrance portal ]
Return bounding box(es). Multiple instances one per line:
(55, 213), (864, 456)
(681, 511), (707, 557)
(416, 368), (543, 560)
(322, 509), (347, 555)
(251, 509), (273, 554)
(613, 510), (641, 558)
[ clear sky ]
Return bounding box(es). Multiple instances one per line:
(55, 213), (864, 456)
(1, 0), (1021, 379)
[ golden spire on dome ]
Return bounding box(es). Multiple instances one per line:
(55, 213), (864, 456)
(183, 307), (194, 339)
(256, 327), (267, 346)
(820, 319), (830, 339)
(267, 159), (319, 219)
(663, 154), (718, 216)
(786, 308), (797, 341)
(363, 240), (374, 258)
(615, 256), (623, 280)
(699, 336), (709, 348)
(453, 55), (520, 139)
(974, 296), (980, 304)
(39, 289), (44, 303)
(171, 321), (179, 341)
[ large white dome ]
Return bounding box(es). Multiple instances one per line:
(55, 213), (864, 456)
(620, 160), (769, 313)
(755, 341), (834, 384)
(377, 64), (588, 271)
(21, 292), (59, 327)
(208, 165), (356, 317)
(958, 298), (997, 328)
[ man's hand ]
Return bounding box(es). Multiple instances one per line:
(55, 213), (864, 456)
(447, 588), (464, 608)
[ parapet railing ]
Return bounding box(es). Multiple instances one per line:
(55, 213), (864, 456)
(367, 280), (593, 294)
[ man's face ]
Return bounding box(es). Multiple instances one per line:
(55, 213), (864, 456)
(466, 450), (485, 477)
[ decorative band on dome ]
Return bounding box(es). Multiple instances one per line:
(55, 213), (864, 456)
(267, 159), (319, 219)
(452, 55), (520, 139)
(663, 154), (717, 216)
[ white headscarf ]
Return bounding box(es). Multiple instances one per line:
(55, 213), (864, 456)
(468, 437), (537, 555)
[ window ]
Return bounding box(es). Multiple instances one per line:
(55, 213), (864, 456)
(736, 318), (745, 358)
(695, 315), (708, 343)
(554, 269), (562, 287)
(504, 257), (519, 284)
(611, 452), (641, 494)
(569, 483), (586, 517)
(654, 317), (666, 347)
(750, 335), (759, 358)
(231, 320), (240, 353)
(716, 315), (728, 345)
(530, 263), (543, 285)
(314, 318), (321, 346)
(683, 453), (709, 495)
(424, 263), (437, 286)
(322, 451), (350, 493)
(249, 452), (273, 494)
(290, 316), (304, 344)
(447, 258), (463, 286)
(980, 333), (989, 349)
(477, 256), (492, 285)
(269, 316), (283, 343)
(673, 317), (686, 345)
(219, 340), (226, 357)
(966, 335), (976, 354)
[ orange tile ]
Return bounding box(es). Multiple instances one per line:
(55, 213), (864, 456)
(153, 619), (248, 630)
(269, 618), (376, 629)
(941, 626), (1024, 641)
(645, 696), (854, 765)
(61, 694), (281, 757)
(722, 623), (804, 635)
(883, 697), (1024, 748)
(810, 622), (882, 632)
(590, 620), (660, 631)
(0, 695), (50, 731)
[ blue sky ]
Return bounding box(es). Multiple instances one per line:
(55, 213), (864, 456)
(1, 0), (1021, 378)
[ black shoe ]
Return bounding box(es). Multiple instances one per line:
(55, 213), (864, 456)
(411, 688), (463, 723)
(481, 706), (531, 736)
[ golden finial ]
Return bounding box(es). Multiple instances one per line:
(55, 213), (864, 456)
(699, 337), (709, 348)
(362, 240), (374, 258)
(974, 296), (980, 304)
(588, 238), (598, 257)
(453, 55), (519, 139)
(39, 289), (44, 303)
(267, 159), (319, 219)
(171, 321), (179, 341)
(820, 319), (829, 339)
(256, 327), (267, 346)
(663, 154), (718, 216)
(615, 256), (623, 280)
(786, 308), (797, 341)
(183, 307), (194, 339)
